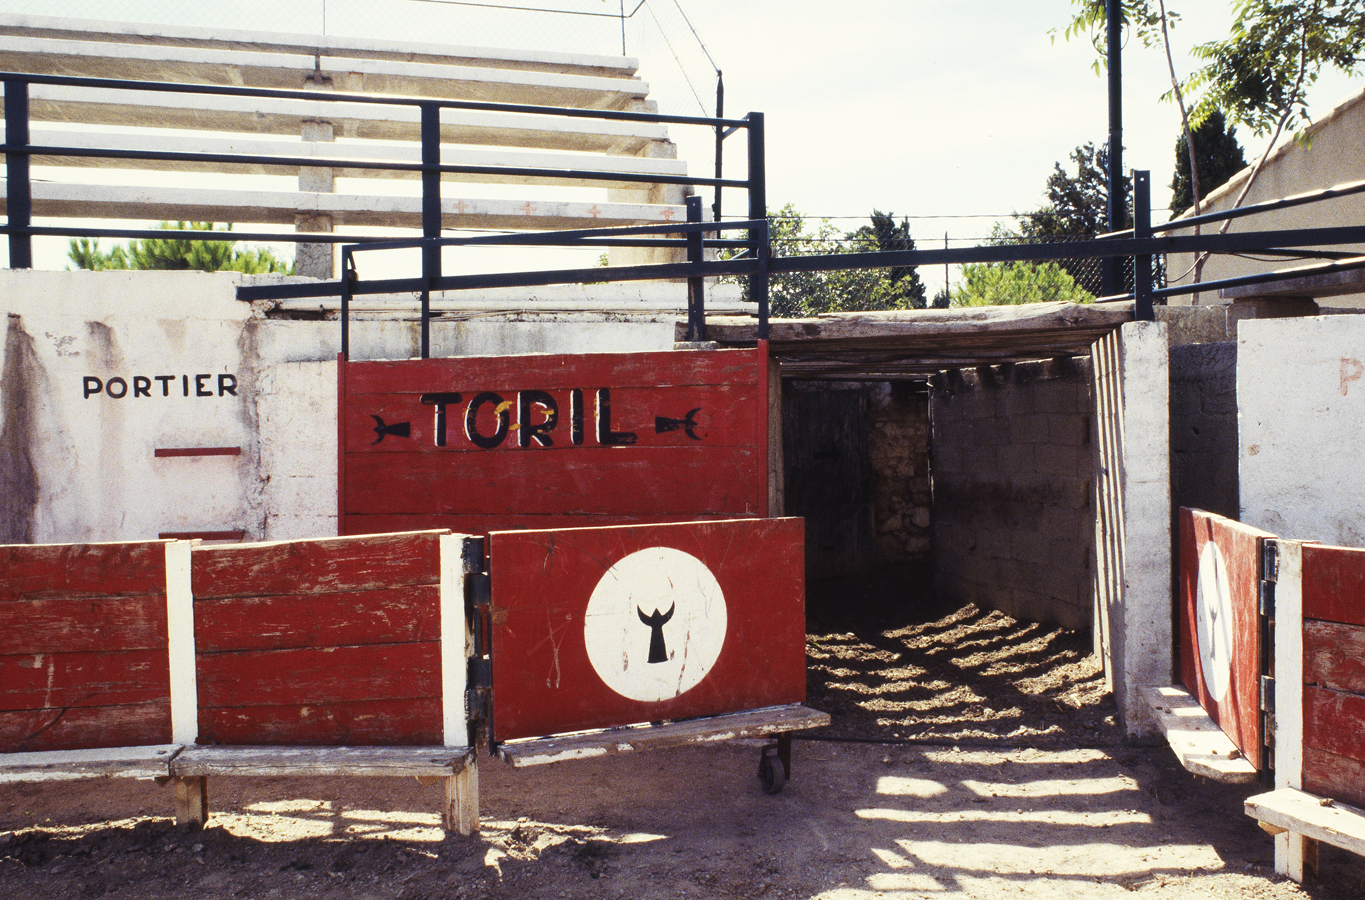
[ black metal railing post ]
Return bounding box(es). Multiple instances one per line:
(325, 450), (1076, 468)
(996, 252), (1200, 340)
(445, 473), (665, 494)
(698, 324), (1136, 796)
(1103, 0), (1124, 297)
(712, 72), (724, 225)
(746, 112), (768, 338)
(684, 195), (705, 341)
(420, 101), (442, 359)
(1133, 170), (1153, 321)
(340, 246), (355, 358)
(4, 77), (33, 269)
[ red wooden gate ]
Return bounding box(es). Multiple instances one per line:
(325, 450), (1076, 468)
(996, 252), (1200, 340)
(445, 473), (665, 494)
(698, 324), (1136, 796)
(485, 517), (806, 743)
(1178, 508), (1270, 768)
(1300, 543), (1365, 808)
(338, 346), (773, 537)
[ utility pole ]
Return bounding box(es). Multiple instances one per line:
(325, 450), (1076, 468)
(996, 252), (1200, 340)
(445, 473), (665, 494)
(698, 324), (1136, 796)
(1103, 0), (1125, 296)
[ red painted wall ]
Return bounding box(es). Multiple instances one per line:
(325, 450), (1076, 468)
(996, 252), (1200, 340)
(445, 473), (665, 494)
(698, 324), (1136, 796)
(0, 542), (172, 752)
(1301, 543), (1365, 807)
(338, 346), (771, 536)
(191, 532), (445, 746)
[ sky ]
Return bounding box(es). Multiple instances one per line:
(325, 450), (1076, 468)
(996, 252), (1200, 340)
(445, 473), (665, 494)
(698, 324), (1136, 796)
(6, 0), (1363, 285)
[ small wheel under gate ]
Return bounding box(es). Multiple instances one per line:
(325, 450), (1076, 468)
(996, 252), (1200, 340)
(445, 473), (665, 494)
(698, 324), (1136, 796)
(758, 733), (793, 794)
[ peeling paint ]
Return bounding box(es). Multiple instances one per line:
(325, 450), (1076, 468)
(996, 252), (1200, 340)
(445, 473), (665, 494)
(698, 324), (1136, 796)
(0, 316), (40, 542)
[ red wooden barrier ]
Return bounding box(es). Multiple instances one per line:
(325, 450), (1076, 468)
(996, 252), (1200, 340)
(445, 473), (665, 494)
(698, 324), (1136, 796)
(0, 542), (172, 752)
(1301, 543), (1365, 807)
(486, 517), (806, 742)
(1177, 508), (1268, 768)
(338, 346), (771, 536)
(191, 532), (446, 746)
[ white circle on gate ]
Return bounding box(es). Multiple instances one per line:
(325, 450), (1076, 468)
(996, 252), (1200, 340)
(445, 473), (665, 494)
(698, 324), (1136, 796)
(1196, 541), (1234, 703)
(583, 547), (727, 703)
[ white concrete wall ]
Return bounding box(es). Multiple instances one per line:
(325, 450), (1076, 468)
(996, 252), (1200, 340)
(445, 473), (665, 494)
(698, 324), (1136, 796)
(1091, 321), (1172, 740)
(0, 270), (689, 544)
(1239, 316), (1365, 548)
(1165, 89), (1365, 308)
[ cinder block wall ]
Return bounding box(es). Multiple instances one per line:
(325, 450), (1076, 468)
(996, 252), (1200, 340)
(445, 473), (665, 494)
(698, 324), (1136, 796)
(929, 358), (1096, 631)
(1169, 342), (1239, 520)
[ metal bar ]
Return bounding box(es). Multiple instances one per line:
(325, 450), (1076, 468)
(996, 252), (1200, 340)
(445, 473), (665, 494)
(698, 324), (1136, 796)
(685, 195), (705, 342)
(4, 78), (33, 268)
(420, 102), (441, 360)
(340, 246), (354, 358)
(747, 112), (769, 338)
(713, 72), (725, 225)
(1133, 170), (1153, 321)
(1153, 254), (1365, 302)
(1104, 0), (1123, 296)
(3, 143), (746, 189)
(337, 218), (762, 254)
(1153, 177), (1365, 233)
(0, 70), (753, 128)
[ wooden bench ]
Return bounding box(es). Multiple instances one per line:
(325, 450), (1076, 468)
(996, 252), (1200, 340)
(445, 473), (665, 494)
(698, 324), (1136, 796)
(1141, 685), (1258, 783)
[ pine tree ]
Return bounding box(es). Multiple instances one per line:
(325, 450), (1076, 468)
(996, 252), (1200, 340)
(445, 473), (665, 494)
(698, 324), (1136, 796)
(68, 222), (293, 274)
(1170, 110), (1248, 217)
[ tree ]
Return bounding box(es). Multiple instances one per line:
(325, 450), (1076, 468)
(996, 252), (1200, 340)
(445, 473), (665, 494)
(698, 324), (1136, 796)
(68, 222), (293, 274)
(730, 205), (928, 317)
(1170, 109), (1247, 216)
(951, 262), (1095, 307)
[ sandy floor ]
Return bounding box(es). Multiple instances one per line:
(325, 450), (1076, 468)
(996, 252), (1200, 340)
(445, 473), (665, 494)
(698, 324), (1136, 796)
(3, 573), (1363, 899)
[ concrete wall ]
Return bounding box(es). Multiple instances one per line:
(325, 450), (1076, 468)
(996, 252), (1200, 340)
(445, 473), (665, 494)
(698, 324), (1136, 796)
(1165, 88), (1365, 308)
(0, 270), (696, 544)
(1169, 342), (1239, 521)
(1239, 315), (1365, 548)
(929, 358), (1095, 632)
(1092, 322), (1171, 740)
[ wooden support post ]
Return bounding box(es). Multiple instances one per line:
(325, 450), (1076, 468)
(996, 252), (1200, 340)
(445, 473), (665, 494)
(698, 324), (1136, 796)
(1278, 831), (1320, 881)
(174, 776), (208, 827)
(443, 757), (479, 835)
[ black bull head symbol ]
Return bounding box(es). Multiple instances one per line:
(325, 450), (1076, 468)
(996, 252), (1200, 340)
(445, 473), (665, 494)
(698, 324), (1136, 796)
(637, 603), (675, 664)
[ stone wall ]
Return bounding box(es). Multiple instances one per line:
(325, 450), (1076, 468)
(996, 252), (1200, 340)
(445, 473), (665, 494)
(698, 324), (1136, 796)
(929, 358), (1095, 632)
(867, 382), (932, 564)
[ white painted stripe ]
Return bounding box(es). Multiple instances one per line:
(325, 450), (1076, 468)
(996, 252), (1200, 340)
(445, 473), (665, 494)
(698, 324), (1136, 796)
(164, 540), (198, 746)
(1275, 540), (1305, 792)
(439, 534), (470, 750)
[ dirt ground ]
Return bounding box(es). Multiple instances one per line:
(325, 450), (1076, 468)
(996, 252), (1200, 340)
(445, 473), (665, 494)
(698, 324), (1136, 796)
(4, 566), (1364, 900)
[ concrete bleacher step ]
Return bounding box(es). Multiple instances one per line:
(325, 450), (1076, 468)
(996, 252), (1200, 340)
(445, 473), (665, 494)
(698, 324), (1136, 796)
(26, 128), (688, 189)
(0, 181), (687, 231)
(0, 13), (642, 78)
(27, 85), (670, 154)
(0, 33), (650, 110)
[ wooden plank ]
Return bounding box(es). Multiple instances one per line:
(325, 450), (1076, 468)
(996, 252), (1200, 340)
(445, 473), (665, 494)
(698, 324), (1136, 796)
(196, 642), (441, 707)
(1304, 619), (1365, 695)
(343, 348), (764, 396)
(344, 383), (763, 453)
(498, 705), (831, 768)
(343, 446), (765, 517)
(196, 697), (441, 746)
(190, 531), (443, 599)
(0, 701), (171, 752)
(488, 518), (806, 742)
(342, 512), (759, 539)
(171, 745), (471, 778)
(1302, 544), (1365, 627)
(1304, 745), (1365, 810)
(0, 541), (167, 601)
(445, 766), (479, 836)
(174, 777), (208, 828)
(0, 649), (169, 709)
(1303, 685), (1365, 765)
(1246, 788), (1365, 860)
(0, 596), (167, 654)
(0, 744), (180, 783)
(1141, 686), (1258, 782)
(193, 585), (440, 653)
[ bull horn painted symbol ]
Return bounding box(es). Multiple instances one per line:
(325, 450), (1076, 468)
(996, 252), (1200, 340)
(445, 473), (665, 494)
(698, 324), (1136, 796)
(370, 415), (411, 444)
(654, 408), (702, 441)
(637, 603), (676, 664)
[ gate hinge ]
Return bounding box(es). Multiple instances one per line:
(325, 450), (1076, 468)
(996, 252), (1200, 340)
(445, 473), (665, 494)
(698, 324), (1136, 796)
(1259, 580), (1276, 617)
(1260, 675), (1276, 714)
(1265, 710), (1276, 746)
(461, 536), (486, 575)
(1262, 539), (1279, 584)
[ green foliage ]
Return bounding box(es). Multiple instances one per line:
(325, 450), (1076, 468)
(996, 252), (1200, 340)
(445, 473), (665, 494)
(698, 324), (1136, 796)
(951, 262), (1096, 307)
(731, 204), (927, 317)
(68, 222), (293, 274)
(1170, 109), (1248, 215)
(1062, 1), (1365, 138)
